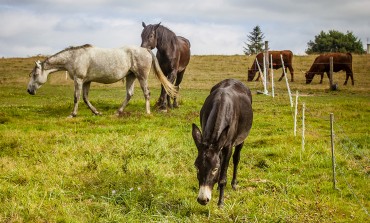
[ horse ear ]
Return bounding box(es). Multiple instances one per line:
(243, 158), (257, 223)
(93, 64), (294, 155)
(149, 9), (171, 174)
(155, 22), (161, 30)
(35, 60), (41, 68)
(142, 22), (146, 28)
(192, 123), (203, 150)
(217, 126), (229, 151)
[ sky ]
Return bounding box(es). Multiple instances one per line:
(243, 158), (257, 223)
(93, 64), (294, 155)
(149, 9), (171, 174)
(0, 0), (369, 57)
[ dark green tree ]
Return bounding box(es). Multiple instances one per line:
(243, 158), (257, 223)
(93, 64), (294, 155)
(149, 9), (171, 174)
(243, 25), (265, 55)
(306, 30), (365, 54)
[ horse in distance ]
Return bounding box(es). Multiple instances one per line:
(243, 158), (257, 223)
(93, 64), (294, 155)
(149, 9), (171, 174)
(27, 44), (177, 117)
(141, 22), (191, 111)
(248, 50), (294, 82)
(192, 79), (253, 207)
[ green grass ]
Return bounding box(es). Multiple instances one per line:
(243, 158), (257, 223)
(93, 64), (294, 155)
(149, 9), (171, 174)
(0, 55), (369, 222)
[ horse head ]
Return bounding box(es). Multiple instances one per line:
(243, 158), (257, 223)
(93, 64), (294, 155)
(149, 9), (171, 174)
(192, 124), (228, 205)
(27, 60), (58, 95)
(247, 67), (257, 81)
(305, 71), (314, 84)
(27, 60), (45, 95)
(140, 22), (161, 50)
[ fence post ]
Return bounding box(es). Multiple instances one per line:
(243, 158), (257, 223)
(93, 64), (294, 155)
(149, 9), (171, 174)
(294, 90), (299, 136)
(261, 41), (269, 95)
(329, 57), (333, 87)
(262, 53), (268, 94)
(330, 113), (337, 189)
(301, 103), (305, 161)
(270, 54), (274, 98)
(329, 57), (338, 90)
(280, 54), (293, 107)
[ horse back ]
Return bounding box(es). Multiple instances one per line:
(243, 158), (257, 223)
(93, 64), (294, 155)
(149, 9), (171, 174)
(176, 36), (191, 72)
(201, 79), (253, 146)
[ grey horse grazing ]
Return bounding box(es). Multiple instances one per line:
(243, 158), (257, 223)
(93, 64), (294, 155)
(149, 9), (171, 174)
(27, 44), (177, 117)
(192, 79), (253, 207)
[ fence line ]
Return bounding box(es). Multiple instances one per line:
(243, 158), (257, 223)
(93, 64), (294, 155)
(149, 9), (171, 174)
(295, 104), (369, 217)
(336, 165), (370, 217)
(249, 61), (352, 70)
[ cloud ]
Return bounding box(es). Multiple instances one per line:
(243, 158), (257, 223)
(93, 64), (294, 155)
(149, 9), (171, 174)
(0, 0), (368, 57)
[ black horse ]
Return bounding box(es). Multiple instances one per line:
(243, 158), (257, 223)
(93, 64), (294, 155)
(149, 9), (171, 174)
(141, 22), (191, 110)
(192, 79), (253, 207)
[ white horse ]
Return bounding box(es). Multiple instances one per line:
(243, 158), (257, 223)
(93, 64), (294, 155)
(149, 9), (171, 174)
(27, 44), (178, 117)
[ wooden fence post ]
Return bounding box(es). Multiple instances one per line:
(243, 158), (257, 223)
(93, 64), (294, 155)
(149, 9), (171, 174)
(329, 57), (337, 90)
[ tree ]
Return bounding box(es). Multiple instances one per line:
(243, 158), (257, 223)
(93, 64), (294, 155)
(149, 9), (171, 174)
(243, 25), (265, 55)
(306, 30), (365, 54)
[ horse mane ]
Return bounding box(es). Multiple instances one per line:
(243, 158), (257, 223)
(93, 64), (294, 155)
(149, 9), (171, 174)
(155, 25), (178, 50)
(47, 44), (93, 60)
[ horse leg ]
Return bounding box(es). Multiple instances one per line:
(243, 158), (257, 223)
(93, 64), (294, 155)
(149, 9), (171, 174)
(156, 86), (167, 110)
(82, 81), (101, 115)
(255, 72), (260, 81)
(70, 78), (83, 118)
(320, 73), (324, 84)
(350, 71), (354, 85)
(164, 70), (177, 110)
(117, 73), (135, 116)
(217, 146), (232, 207)
(231, 142), (244, 190)
(137, 76), (151, 114)
(344, 68), (354, 85)
(278, 69), (285, 81)
(172, 70), (185, 108)
(288, 66), (294, 82)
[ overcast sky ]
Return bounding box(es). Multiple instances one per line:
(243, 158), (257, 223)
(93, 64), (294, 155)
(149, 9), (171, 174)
(0, 0), (369, 57)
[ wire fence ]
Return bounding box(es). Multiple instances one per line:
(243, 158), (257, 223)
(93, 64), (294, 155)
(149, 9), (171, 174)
(251, 53), (369, 217)
(295, 102), (369, 217)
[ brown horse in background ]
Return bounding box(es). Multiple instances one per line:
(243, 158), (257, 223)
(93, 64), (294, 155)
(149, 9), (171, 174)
(141, 22), (191, 110)
(247, 50), (294, 82)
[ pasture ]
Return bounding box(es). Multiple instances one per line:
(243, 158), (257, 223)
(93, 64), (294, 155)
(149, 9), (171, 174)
(0, 54), (369, 222)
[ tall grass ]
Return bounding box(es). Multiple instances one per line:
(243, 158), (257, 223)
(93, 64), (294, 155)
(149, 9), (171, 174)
(0, 54), (369, 222)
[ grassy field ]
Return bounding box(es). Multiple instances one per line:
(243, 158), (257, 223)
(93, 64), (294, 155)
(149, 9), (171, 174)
(0, 54), (369, 222)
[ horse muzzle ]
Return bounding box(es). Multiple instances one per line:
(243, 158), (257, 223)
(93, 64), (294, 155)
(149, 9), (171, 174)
(27, 88), (36, 95)
(197, 185), (212, 205)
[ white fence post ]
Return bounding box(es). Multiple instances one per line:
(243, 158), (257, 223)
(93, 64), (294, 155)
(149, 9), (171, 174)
(301, 103), (305, 161)
(294, 90), (299, 136)
(255, 58), (264, 83)
(330, 113), (337, 189)
(263, 53), (268, 94)
(270, 54), (274, 98)
(280, 54), (293, 107)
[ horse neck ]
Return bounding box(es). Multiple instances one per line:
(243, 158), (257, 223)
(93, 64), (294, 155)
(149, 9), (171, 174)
(252, 60), (259, 71)
(156, 27), (176, 52)
(44, 51), (72, 71)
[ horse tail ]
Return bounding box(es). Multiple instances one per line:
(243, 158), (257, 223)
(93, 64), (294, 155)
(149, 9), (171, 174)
(148, 49), (178, 98)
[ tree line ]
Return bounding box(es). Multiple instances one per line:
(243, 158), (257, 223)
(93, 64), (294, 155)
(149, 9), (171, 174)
(244, 26), (365, 55)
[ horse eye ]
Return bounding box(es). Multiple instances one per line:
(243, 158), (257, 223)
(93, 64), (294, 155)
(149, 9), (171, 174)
(211, 168), (218, 175)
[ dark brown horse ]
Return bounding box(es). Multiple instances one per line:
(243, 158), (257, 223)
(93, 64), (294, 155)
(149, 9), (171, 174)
(141, 22), (191, 110)
(192, 79), (253, 207)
